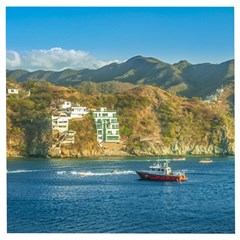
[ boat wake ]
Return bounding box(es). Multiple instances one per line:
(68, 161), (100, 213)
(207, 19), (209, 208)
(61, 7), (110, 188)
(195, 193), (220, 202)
(7, 169), (44, 174)
(7, 169), (135, 176)
(57, 170), (135, 177)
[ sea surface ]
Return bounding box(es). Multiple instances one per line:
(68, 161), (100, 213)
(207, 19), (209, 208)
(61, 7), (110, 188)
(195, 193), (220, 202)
(7, 156), (235, 233)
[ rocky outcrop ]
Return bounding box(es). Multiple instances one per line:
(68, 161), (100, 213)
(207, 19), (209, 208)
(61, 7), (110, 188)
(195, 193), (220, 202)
(7, 133), (26, 157)
(127, 125), (234, 157)
(48, 124), (234, 158)
(8, 126), (234, 159)
(7, 117), (52, 158)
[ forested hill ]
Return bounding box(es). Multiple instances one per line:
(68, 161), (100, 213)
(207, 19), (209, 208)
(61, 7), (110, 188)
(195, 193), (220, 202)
(7, 55), (234, 99)
(7, 80), (234, 158)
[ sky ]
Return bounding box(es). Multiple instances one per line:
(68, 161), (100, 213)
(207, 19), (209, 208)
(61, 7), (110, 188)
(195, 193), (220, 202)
(6, 7), (234, 71)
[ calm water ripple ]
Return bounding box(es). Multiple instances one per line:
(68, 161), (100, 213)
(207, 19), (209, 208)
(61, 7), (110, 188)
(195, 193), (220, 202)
(7, 156), (235, 233)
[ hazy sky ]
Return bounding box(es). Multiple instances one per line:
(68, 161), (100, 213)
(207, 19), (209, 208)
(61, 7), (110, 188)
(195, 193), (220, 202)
(6, 7), (234, 70)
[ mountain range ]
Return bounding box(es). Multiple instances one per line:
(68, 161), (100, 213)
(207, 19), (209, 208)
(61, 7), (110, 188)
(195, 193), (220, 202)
(6, 55), (234, 98)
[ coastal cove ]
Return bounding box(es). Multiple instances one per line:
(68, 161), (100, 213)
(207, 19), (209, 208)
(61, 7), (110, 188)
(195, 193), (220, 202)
(7, 156), (235, 233)
(6, 7), (235, 236)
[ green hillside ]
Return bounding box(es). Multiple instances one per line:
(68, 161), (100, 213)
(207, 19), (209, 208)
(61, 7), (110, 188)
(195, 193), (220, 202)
(7, 80), (234, 158)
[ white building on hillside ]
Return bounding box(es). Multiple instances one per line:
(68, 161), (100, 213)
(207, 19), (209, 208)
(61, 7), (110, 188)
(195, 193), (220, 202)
(7, 88), (19, 95)
(70, 106), (89, 118)
(60, 101), (71, 110)
(92, 107), (120, 143)
(216, 88), (224, 94)
(52, 112), (69, 133)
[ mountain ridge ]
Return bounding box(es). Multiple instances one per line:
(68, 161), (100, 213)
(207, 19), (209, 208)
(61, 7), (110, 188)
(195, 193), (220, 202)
(7, 56), (234, 99)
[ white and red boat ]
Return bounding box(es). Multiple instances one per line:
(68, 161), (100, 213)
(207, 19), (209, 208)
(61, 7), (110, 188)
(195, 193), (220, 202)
(136, 159), (187, 182)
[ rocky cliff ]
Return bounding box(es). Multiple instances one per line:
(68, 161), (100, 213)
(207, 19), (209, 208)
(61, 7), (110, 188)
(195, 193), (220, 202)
(118, 87), (234, 157)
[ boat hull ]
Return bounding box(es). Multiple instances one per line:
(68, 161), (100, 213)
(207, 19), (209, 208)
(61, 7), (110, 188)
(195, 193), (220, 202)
(136, 171), (187, 182)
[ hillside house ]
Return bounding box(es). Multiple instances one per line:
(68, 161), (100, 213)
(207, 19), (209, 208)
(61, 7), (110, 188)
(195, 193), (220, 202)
(52, 112), (69, 133)
(216, 88), (224, 94)
(7, 88), (19, 95)
(70, 106), (89, 118)
(60, 100), (71, 110)
(92, 107), (120, 143)
(205, 94), (218, 102)
(205, 87), (224, 103)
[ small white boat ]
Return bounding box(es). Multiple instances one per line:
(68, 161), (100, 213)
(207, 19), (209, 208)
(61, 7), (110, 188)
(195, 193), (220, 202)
(173, 157), (186, 161)
(199, 159), (213, 163)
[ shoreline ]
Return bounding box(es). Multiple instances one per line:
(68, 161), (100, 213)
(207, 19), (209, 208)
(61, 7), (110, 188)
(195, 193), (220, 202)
(6, 153), (235, 160)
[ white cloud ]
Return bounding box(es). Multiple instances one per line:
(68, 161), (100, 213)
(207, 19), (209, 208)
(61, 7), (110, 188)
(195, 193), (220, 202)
(6, 48), (119, 71)
(6, 51), (22, 68)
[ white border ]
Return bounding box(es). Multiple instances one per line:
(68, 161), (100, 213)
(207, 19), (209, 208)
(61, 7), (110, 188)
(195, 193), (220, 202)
(234, 1), (240, 238)
(1, 0), (239, 7)
(1, 1), (239, 240)
(1, 1), (7, 239)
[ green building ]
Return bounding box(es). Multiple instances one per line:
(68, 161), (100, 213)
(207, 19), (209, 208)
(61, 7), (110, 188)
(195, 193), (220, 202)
(92, 107), (120, 143)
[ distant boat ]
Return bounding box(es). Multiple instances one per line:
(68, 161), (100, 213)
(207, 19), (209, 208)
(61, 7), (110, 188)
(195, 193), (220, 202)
(199, 159), (213, 163)
(136, 159), (187, 182)
(173, 157), (186, 161)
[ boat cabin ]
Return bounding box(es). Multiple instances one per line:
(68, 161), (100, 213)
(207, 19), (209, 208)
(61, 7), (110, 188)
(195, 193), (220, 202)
(149, 161), (172, 175)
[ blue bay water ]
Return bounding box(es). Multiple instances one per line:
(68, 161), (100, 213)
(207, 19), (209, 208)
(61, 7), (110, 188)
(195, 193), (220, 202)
(7, 156), (235, 233)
